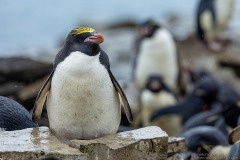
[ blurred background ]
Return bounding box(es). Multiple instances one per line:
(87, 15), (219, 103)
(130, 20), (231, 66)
(0, 0), (239, 58)
(1, 0), (240, 159)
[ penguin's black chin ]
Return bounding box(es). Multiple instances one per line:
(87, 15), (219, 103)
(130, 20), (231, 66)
(79, 42), (101, 56)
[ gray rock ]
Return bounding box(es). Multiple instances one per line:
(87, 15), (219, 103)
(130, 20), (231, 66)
(0, 127), (87, 160)
(0, 126), (186, 160)
(168, 137), (186, 157)
(70, 126), (169, 160)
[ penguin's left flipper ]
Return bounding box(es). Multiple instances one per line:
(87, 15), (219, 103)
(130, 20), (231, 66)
(109, 71), (133, 123)
(32, 70), (54, 122)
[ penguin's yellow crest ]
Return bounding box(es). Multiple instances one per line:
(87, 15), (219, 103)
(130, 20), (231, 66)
(71, 27), (96, 35)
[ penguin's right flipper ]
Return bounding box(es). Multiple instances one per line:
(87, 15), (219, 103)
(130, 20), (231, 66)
(32, 70), (54, 122)
(200, 10), (214, 40)
(109, 71), (133, 123)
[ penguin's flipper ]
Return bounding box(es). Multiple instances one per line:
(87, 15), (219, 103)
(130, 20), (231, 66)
(32, 70), (54, 122)
(200, 10), (214, 40)
(109, 71), (133, 123)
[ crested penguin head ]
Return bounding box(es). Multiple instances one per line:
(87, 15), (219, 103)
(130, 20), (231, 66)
(64, 27), (104, 56)
(145, 75), (170, 93)
(54, 27), (105, 67)
(139, 19), (160, 38)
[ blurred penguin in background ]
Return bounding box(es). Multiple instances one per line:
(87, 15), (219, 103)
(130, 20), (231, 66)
(196, 0), (235, 51)
(207, 125), (240, 160)
(151, 76), (219, 124)
(186, 68), (240, 128)
(132, 75), (181, 136)
(181, 126), (229, 160)
(133, 19), (182, 94)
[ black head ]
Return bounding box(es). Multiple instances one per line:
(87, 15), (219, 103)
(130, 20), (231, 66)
(54, 27), (105, 67)
(65, 27), (104, 55)
(139, 19), (160, 38)
(145, 75), (172, 93)
(192, 77), (219, 104)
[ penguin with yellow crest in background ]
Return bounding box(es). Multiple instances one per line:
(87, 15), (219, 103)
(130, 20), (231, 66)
(133, 19), (181, 93)
(32, 27), (133, 141)
(132, 75), (181, 136)
(196, 0), (235, 51)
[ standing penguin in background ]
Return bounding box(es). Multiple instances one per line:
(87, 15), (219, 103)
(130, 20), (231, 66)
(196, 0), (235, 51)
(32, 27), (133, 141)
(133, 75), (180, 136)
(133, 19), (181, 92)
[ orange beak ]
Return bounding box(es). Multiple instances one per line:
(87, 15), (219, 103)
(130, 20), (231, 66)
(84, 33), (104, 44)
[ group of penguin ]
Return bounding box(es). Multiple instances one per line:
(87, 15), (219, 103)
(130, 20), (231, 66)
(0, 0), (239, 159)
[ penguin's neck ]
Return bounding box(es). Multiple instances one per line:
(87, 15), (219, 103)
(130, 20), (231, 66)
(65, 42), (101, 56)
(59, 51), (101, 76)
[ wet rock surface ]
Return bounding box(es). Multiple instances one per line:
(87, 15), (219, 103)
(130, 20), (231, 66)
(0, 127), (86, 160)
(0, 126), (186, 160)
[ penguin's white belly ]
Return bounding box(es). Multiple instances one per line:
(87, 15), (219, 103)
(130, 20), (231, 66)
(215, 0), (234, 29)
(47, 52), (121, 140)
(135, 30), (178, 89)
(140, 90), (176, 126)
(140, 90), (176, 111)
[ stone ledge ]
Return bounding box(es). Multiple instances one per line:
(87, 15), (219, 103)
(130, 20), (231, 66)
(0, 126), (185, 160)
(70, 126), (168, 160)
(0, 127), (87, 160)
(168, 137), (186, 156)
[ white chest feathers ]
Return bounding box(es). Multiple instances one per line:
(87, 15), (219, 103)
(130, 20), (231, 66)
(47, 52), (121, 140)
(135, 29), (178, 90)
(139, 89), (177, 127)
(215, 0), (234, 26)
(140, 90), (176, 111)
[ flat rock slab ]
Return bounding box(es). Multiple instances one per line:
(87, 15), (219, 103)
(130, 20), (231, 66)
(70, 126), (168, 160)
(0, 126), (184, 160)
(0, 127), (87, 160)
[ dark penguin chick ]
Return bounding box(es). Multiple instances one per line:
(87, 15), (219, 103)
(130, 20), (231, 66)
(181, 126), (229, 159)
(188, 69), (240, 128)
(134, 75), (179, 136)
(227, 143), (240, 160)
(196, 0), (234, 52)
(133, 19), (180, 92)
(151, 76), (219, 124)
(183, 102), (229, 136)
(32, 27), (133, 141)
(0, 96), (38, 131)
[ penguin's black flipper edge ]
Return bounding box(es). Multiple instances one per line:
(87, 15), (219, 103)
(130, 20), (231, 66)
(109, 71), (133, 123)
(32, 70), (54, 122)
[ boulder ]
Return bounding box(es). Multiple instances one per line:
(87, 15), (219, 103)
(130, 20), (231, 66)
(0, 127), (87, 160)
(0, 126), (186, 160)
(70, 126), (168, 160)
